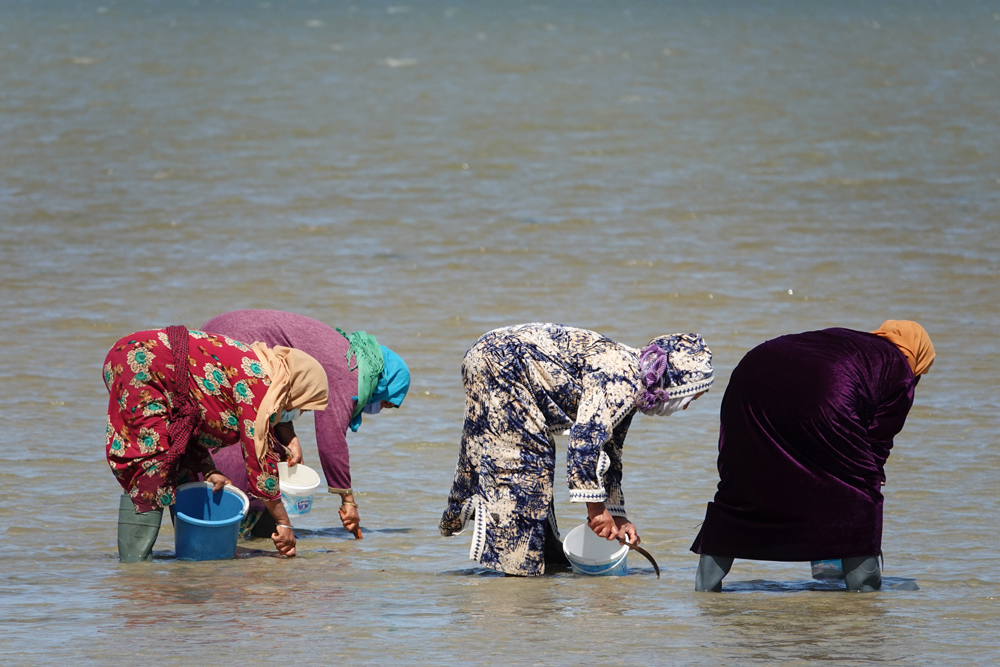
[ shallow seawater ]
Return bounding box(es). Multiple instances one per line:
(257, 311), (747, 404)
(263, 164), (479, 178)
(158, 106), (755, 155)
(1, 1), (998, 664)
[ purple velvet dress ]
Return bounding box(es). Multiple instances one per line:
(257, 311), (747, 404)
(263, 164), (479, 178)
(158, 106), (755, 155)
(201, 310), (358, 512)
(690, 328), (916, 561)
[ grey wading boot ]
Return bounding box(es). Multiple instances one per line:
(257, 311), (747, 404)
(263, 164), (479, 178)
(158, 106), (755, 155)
(695, 554), (734, 592)
(117, 494), (163, 563)
(842, 555), (881, 592)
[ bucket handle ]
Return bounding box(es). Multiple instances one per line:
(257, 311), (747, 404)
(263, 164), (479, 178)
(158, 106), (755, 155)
(616, 537), (660, 579)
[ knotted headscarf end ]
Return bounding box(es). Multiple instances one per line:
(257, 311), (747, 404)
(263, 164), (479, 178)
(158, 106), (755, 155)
(636, 333), (714, 411)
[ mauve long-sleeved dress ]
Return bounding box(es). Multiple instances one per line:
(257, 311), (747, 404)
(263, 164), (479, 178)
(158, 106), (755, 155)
(690, 328), (916, 561)
(201, 310), (359, 511)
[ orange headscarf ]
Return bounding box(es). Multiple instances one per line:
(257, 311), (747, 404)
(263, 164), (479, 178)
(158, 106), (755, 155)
(249, 343), (329, 464)
(871, 320), (935, 376)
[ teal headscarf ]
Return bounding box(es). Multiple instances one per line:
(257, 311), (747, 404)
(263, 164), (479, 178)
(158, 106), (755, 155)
(339, 330), (410, 432)
(338, 328), (384, 416)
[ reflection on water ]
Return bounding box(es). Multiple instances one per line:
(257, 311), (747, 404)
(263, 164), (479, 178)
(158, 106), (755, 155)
(695, 594), (900, 663)
(715, 576), (919, 593)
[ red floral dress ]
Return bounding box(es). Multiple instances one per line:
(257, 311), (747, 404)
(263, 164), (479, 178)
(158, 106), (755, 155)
(103, 329), (281, 513)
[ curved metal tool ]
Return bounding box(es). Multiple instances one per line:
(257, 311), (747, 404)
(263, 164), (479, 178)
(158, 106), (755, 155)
(616, 537), (660, 578)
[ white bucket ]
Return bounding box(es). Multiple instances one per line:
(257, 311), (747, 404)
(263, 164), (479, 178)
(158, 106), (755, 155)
(562, 523), (629, 576)
(277, 462), (321, 516)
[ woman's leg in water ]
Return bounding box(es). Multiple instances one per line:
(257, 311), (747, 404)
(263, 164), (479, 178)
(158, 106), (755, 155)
(695, 554), (734, 592)
(842, 555), (881, 592)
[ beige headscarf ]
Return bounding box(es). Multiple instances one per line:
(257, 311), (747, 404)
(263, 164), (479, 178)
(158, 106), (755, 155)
(871, 320), (936, 376)
(249, 342), (329, 464)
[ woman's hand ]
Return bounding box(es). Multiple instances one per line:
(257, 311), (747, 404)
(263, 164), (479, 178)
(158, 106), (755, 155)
(285, 437), (303, 466)
(339, 494), (362, 539)
(271, 525), (297, 557)
(205, 471), (232, 493)
(273, 422), (303, 465)
(586, 502), (620, 541)
(613, 516), (640, 545)
(263, 498), (297, 557)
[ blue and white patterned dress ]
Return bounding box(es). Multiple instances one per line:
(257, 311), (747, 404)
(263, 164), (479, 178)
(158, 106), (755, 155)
(440, 323), (643, 576)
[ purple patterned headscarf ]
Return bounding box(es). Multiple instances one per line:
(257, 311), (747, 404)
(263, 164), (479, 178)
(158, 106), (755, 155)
(636, 333), (714, 410)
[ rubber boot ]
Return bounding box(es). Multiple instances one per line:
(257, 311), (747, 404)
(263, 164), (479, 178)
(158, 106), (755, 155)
(695, 554), (734, 592)
(117, 494), (163, 563)
(842, 555), (881, 592)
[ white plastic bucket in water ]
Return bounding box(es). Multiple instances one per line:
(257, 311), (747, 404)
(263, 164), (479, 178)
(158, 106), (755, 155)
(277, 462), (321, 516)
(562, 523), (629, 576)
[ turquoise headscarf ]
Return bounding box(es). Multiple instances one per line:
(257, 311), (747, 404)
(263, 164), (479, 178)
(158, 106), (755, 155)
(348, 345), (411, 432)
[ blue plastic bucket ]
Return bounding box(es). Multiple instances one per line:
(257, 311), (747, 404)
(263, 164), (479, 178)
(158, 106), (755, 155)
(174, 482), (249, 561)
(562, 523), (629, 576)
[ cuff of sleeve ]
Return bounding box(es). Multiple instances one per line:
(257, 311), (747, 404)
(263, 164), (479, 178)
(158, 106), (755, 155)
(328, 487), (353, 495)
(569, 487), (608, 504)
(606, 504), (627, 518)
(604, 483), (625, 517)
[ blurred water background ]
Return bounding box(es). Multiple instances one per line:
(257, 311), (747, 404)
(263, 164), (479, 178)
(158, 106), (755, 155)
(1, 0), (998, 664)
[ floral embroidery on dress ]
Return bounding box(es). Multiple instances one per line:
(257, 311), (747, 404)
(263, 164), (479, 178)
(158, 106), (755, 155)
(141, 399), (167, 417)
(256, 473), (278, 496)
(109, 431), (126, 455)
(226, 337), (251, 352)
(136, 427), (160, 454)
(218, 409), (239, 432)
(241, 356), (266, 378)
(129, 370), (152, 389)
(197, 432), (224, 451)
(154, 487), (174, 508)
(103, 329), (280, 513)
(126, 346), (155, 374)
(117, 389), (130, 411)
(196, 366), (227, 396)
(203, 363), (231, 388)
(232, 380), (254, 404)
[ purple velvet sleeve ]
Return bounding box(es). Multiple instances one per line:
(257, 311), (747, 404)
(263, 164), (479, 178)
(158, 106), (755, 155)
(866, 364), (916, 484)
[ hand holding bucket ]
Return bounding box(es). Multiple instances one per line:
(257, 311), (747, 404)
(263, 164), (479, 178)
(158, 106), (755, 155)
(205, 469), (233, 493)
(562, 525), (661, 578)
(586, 502), (640, 545)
